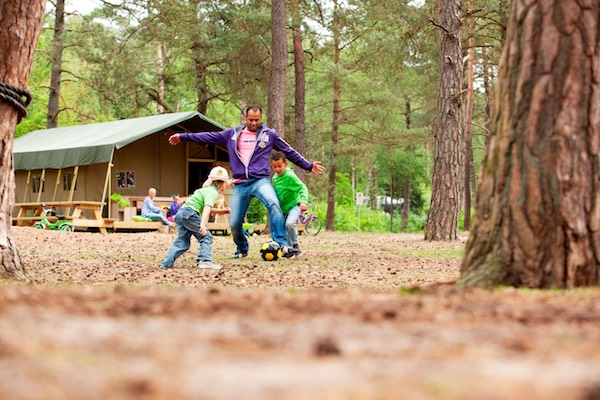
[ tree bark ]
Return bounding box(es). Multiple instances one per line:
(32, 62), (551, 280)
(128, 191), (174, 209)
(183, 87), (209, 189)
(267, 0), (287, 136)
(424, 0), (463, 241)
(460, 0), (600, 289)
(47, 0), (65, 128)
(403, 96), (411, 231)
(368, 166), (377, 211)
(325, 0), (341, 232)
(0, 0), (46, 280)
(157, 42), (165, 114)
(193, 47), (209, 115)
(402, 176), (410, 232)
(291, 0), (307, 182)
(463, 0), (475, 231)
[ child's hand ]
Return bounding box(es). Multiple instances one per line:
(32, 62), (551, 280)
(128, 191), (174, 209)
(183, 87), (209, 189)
(199, 222), (207, 236)
(222, 207), (231, 214)
(300, 203), (308, 212)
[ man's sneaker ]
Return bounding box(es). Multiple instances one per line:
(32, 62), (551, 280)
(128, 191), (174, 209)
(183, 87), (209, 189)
(281, 245), (298, 258)
(197, 261), (222, 270)
(230, 252), (248, 259)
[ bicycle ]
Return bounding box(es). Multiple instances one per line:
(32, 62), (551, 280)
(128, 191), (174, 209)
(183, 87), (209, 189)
(34, 205), (73, 232)
(298, 204), (322, 236)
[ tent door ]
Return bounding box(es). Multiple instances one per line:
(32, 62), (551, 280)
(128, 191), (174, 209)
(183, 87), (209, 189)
(188, 162), (213, 194)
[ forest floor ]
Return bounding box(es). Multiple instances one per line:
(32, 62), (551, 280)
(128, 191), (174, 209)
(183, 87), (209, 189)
(1, 226), (600, 400)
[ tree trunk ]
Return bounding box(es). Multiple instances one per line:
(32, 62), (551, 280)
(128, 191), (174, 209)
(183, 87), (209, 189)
(424, 0), (463, 241)
(267, 0), (287, 136)
(193, 49), (209, 115)
(498, 0), (509, 44)
(460, 0), (600, 289)
(325, 0), (341, 232)
(291, 0), (307, 182)
(389, 175), (394, 232)
(47, 0), (65, 128)
(403, 96), (412, 231)
(369, 166), (377, 211)
(0, 0), (46, 280)
(157, 42), (165, 114)
(402, 176), (410, 232)
(483, 49), (492, 148)
(463, 0), (475, 231)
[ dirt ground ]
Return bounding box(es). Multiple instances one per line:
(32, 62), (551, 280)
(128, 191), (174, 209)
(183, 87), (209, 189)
(1, 226), (600, 400)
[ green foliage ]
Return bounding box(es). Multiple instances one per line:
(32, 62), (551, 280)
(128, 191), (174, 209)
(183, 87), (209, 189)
(246, 198), (267, 224)
(18, 0), (512, 239)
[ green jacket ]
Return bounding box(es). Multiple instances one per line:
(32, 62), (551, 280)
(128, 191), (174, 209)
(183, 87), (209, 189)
(272, 167), (309, 214)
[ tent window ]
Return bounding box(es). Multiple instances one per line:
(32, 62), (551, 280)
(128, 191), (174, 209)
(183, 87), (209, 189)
(62, 173), (76, 191)
(32, 175), (44, 193)
(117, 171), (135, 188)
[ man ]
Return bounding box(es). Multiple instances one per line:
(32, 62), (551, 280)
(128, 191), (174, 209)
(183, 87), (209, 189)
(168, 105), (324, 258)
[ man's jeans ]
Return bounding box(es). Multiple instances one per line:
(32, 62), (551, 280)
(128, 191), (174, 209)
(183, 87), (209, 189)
(284, 205), (301, 246)
(229, 178), (287, 253)
(160, 207), (213, 268)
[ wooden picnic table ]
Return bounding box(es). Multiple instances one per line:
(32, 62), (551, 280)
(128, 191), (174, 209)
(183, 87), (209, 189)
(13, 201), (112, 234)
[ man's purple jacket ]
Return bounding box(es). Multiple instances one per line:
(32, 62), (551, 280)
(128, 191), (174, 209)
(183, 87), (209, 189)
(178, 124), (314, 180)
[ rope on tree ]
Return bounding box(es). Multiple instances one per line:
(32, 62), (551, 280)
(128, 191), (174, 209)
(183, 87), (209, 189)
(0, 81), (32, 123)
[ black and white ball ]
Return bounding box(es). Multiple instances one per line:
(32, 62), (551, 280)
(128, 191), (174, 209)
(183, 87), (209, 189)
(260, 241), (282, 261)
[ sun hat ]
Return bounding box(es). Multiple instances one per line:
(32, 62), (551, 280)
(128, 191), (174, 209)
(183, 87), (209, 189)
(202, 166), (230, 187)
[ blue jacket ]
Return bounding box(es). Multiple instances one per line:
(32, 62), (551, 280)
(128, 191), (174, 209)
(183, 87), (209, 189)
(179, 124), (313, 180)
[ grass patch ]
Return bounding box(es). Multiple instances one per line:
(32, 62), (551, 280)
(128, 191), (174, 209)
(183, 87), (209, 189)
(394, 248), (464, 259)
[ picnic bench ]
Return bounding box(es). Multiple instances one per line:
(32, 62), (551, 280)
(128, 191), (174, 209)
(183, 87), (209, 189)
(13, 201), (113, 234)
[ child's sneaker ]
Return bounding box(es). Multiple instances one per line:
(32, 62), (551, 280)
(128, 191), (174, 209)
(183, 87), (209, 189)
(281, 245), (298, 258)
(292, 244), (302, 257)
(197, 261), (222, 270)
(229, 252), (248, 259)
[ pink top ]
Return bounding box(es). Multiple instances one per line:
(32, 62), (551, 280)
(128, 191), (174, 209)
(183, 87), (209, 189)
(237, 128), (257, 166)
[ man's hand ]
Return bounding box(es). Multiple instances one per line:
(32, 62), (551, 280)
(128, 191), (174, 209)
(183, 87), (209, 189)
(168, 134), (181, 145)
(311, 161), (325, 174)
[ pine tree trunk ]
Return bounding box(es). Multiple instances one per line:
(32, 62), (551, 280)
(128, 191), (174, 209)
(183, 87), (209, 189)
(157, 42), (165, 114)
(325, 0), (341, 232)
(402, 176), (410, 232)
(369, 166), (377, 211)
(463, 0), (475, 231)
(403, 97), (412, 231)
(483, 50), (492, 148)
(0, 0), (46, 280)
(291, 0), (307, 182)
(267, 0), (287, 136)
(47, 0), (64, 128)
(424, 0), (463, 241)
(460, 0), (600, 289)
(193, 52), (209, 115)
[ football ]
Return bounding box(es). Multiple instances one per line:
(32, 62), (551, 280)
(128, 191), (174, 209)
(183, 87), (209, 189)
(260, 241), (282, 261)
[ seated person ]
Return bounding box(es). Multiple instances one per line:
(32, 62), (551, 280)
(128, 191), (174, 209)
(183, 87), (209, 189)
(167, 194), (183, 222)
(142, 187), (172, 226)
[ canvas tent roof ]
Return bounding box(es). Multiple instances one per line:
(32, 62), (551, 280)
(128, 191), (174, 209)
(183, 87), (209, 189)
(13, 111), (225, 171)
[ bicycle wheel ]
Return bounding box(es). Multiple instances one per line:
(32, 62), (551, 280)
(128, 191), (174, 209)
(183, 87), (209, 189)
(34, 222), (45, 229)
(59, 223), (73, 232)
(303, 217), (322, 236)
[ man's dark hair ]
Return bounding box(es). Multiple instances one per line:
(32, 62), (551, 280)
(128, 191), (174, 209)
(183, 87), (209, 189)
(271, 150), (287, 162)
(245, 105), (262, 115)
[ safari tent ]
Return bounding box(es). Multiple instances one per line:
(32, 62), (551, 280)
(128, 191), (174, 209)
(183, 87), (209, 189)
(12, 111), (231, 220)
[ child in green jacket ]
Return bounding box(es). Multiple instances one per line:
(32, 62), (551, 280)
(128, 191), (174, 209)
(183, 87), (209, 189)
(270, 151), (309, 257)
